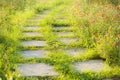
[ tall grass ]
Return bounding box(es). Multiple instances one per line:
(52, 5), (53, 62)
(71, 0), (120, 65)
(86, 0), (120, 6)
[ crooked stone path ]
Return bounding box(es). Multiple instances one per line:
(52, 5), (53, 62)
(53, 22), (106, 73)
(18, 10), (59, 78)
(18, 9), (106, 79)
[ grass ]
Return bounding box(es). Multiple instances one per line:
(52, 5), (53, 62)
(0, 0), (120, 80)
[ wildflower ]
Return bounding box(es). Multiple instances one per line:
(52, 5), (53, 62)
(118, 34), (120, 38)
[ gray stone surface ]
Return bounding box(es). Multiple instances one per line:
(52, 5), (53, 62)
(18, 63), (59, 76)
(57, 32), (74, 37)
(33, 14), (48, 20)
(22, 50), (49, 58)
(59, 38), (79, 45)
(53, 26), (71, 31)
(29, 10), (51, 20)
(23, 32), (42, 37)
(22, 40), (47, 47)
(31, 17), (43, 20)
(74, 60), (105, 72)
(31, 13), (49, 20)
(23, 26), (41, 31)
(28, 22), (40, 25)
(65, 48), (86, 56)
(56, 18), (67, 21)
(28, 21), (40, 25)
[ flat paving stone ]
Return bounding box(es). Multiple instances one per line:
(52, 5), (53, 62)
(74, 60), (105, 72)
(59, 38), (79, 45)
(56, 18), (67, 21)
(53, 26), (71, 31)
(18, 63), (59, 76)
(33, 14), (48, 19)
(28, 10), (51, 20)
(23, 32), (42, 37)
(22, 26), (41, 31)
(57, 32), (74, 37)
(31, 17), (43, 20)
(22, 40), (47, 47)
(22, 50), (49, 58)
(31, 14), (48, 21)
(28, 22), (40, 25)
(28, 21), (40, 24)
(65, 48), (86, 56)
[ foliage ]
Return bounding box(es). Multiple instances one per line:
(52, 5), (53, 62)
(0, 0), (120, 79)
(72, 0), (120, 65)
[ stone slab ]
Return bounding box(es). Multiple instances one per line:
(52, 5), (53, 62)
(59, 38), (79, 45)
(57, 32), (74, 37)
(22, 50), (49, 58)
(28, 22), (40, 25)
(30, 14), (48, 20)
(74, 60), (105, 72)
(18, 63), (59, 76)
(23, 32), (42, 37)
(22, 40), (47, 47)
(53, 26), (71, 31)
(56, 18), (67, 21)
(65, 48), (86, 56)
(23, 26), (41, 31)
(28, 21), (40, 24)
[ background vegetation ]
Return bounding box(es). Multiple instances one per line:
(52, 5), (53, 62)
(71, 0), (120, 65)
(0, 0), (120, 80)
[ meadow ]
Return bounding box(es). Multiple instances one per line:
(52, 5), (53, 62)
(0, 0), (120, 80)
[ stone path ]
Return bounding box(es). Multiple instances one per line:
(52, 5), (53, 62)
(53, 23), (105, 73)
(18, 10), (59, 77)
(18, 8), (107, 79)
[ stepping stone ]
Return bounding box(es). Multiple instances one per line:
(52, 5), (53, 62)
(42, 11), (51, 15)
(22, 26), (41, 31)
(53, 26), (71, 31)
(23, 32), (42, 37)
(58, 38), (79, 45)
(28, 21), (40, 24)
(28, 22), (40, 25)
(22, 50), (49, 58)
(56, 18), (67, 20)
(18, 63), (59, 76)
(74, 60), (106, 72)
(65, 48), (86, 56)
(29, 14), (47, 21)
(22, 40), (47, 47)
(34, 14), (48, 19)
(57, 32), (74, 37)
(30, 17), (43, 20)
